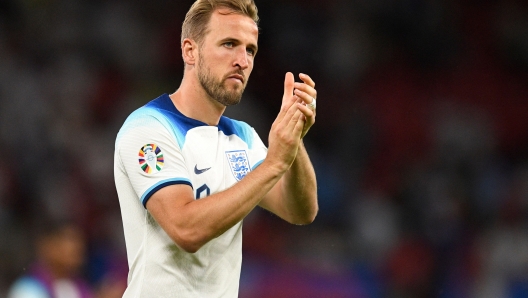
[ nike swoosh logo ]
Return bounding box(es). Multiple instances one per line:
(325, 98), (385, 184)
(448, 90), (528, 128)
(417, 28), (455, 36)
(194, 165), (212, 175)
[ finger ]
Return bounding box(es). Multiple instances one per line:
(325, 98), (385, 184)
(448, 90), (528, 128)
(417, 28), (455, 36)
(296, 103), (315, 139)
(294, 73), (317, 102)
(296, 102), (315, 117)
(282, 72), (295, 108)
(287, 109), (305, 138)
(274, 94), (302, 129)
(296, 102), (316, 129)
(280, 98), (305, 126)
(294, 88), (316, 106)
(299, 73), (315, 88)
(277, 94), (304, 123)
(294, 82), (317, 101)
(276, 72), (296, 123)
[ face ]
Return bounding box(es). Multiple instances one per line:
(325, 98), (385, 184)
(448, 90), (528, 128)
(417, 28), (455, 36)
(41, 226), (86, 276)
(196, 9), (259, 106)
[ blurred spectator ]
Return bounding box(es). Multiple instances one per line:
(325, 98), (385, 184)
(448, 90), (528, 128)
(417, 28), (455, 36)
(7, 219), (92, 298)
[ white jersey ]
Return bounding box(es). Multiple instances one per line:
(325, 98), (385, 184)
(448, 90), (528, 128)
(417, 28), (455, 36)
(114, 94), (268, 297)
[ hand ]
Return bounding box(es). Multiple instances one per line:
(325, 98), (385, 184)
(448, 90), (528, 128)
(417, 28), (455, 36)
(293, 73), (317, 138)
(266, 72), (316, 172)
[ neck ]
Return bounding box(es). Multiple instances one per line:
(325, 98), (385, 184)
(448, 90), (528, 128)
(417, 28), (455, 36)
(170, 74), (225, 126)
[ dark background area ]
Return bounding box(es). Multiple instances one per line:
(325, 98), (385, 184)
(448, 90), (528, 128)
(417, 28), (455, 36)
(1, 0), (528, 297)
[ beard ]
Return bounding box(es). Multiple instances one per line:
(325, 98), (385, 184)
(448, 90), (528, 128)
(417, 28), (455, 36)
(197, 51), (246, 107)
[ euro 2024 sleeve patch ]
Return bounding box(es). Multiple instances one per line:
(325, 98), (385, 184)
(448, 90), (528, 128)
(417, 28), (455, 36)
(226, 150), (250, 181)
(138, 144), (164, 174)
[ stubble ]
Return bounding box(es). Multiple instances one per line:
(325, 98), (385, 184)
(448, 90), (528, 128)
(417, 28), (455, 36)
(197, 50), (246, 107)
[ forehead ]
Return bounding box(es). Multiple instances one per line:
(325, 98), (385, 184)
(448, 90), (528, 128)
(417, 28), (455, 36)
(205, 8), (259, 43)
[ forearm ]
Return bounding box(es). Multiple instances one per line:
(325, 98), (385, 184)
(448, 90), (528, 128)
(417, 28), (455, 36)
(260, 141), (318, 225)
(166, 160), (285, 252)
(281, 141), (318, 224)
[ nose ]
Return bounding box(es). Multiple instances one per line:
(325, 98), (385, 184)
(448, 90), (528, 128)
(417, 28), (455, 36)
(233, 48), (249, 70)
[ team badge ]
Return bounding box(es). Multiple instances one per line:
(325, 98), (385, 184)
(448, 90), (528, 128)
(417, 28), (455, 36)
(226, 150), (250, 181)
(138, 144), (164, 174)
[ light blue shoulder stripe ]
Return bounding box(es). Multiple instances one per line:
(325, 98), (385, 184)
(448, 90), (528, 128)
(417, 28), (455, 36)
(218, 117), (255, 149)
(117, 106), (186, 149)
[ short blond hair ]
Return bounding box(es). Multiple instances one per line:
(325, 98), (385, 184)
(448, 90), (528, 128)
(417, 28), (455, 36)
(181, 0), (259, 45)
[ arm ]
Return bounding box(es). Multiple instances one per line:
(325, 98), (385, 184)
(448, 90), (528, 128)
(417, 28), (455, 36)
(259, 141), (318, 225)
(259, 73), (319, 224)
(146, 73), (312, 253)
(146, 158), (285, 253)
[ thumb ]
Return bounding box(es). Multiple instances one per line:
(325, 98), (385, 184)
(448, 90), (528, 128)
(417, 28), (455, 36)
(282, 72), (294, 106)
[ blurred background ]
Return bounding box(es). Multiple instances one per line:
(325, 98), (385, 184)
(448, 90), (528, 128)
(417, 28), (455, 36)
(1, 0), (527, 297)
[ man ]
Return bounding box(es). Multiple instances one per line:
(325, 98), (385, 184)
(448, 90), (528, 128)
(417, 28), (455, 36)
(114, 0), (318, 296)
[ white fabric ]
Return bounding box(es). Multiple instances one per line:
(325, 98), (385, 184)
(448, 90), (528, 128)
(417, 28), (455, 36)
(54, 279), (81, 298)
(114, 94), (267, 297)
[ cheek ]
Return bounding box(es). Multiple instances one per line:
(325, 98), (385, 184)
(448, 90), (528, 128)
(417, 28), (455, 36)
(245, 62), (254, 76)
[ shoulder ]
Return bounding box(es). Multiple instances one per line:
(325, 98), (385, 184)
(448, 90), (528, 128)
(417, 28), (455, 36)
(117, 94), (210, 149)
(116, 95), (178, 143)
(219, 116), (255, 140)
(120, 102), (171, 132)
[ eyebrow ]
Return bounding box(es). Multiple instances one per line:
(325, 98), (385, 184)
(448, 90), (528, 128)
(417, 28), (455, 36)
(220, 37), (258, 54)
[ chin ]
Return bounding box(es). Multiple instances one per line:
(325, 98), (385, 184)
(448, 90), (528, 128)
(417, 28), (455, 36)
(225, 97), (242, 106)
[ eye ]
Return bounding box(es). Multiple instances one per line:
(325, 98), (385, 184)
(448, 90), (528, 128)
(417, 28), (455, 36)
(223, 42), (234, 48)
(246, 48), (255, 56)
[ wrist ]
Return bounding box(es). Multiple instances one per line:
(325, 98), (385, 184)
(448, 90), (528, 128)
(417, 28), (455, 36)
(260, 158), (289, 178)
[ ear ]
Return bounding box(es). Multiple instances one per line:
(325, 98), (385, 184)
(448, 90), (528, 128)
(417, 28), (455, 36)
(182, 38), (198, 66)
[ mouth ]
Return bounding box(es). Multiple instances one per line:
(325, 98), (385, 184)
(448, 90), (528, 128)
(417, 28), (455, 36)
(227, 73), (245, 84)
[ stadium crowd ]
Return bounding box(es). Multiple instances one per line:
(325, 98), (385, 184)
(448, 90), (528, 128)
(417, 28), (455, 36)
(0, 0), (527, 297)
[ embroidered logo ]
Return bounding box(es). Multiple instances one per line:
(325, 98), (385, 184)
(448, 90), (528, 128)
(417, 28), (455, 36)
(194, 165), (212, 175)
(226, 150), (250, 181)
(138, 144), (164, 174)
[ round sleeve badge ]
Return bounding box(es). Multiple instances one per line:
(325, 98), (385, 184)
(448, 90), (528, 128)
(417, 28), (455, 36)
(138, 144), (164, 174)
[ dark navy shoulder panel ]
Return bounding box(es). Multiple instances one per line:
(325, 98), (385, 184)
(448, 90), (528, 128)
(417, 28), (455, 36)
(218, 116), (254, 149)
(146, 94), (207, 132)
(145, 94), (254, 148)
